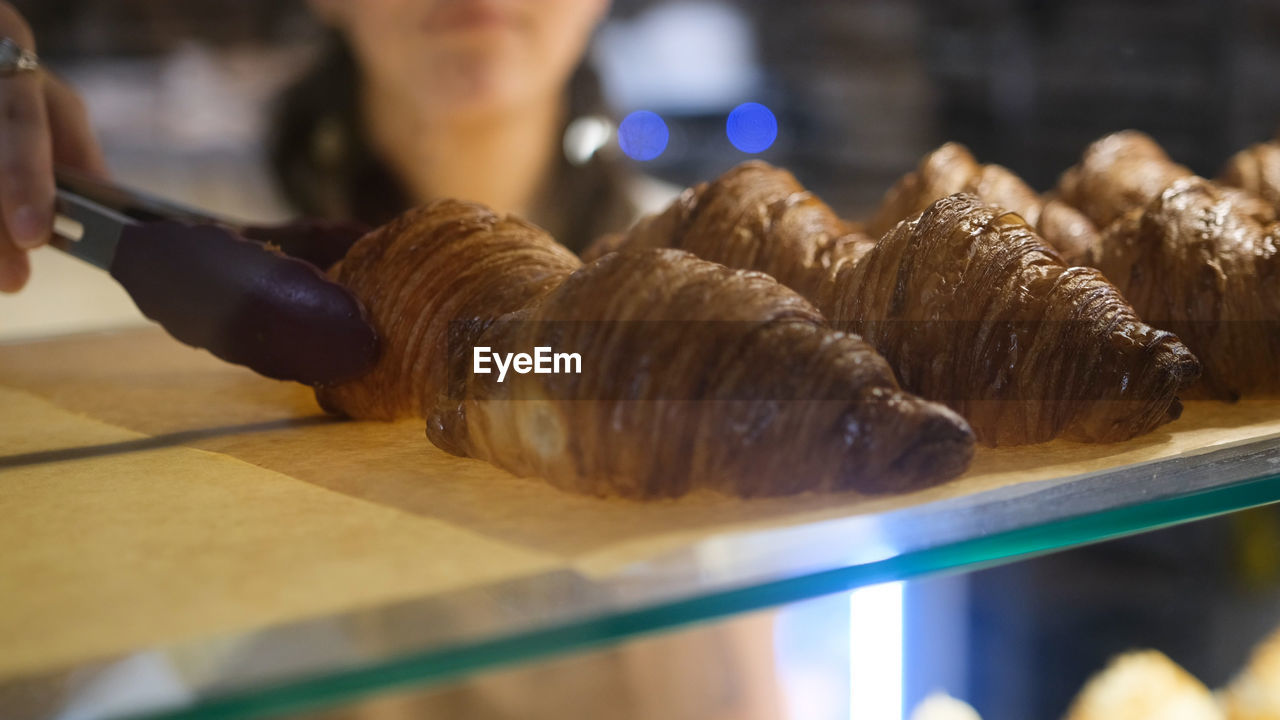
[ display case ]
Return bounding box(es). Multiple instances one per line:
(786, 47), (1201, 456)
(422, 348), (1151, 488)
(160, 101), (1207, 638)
(2, 328), (1279, 719)
(2, 1), (1279, 719)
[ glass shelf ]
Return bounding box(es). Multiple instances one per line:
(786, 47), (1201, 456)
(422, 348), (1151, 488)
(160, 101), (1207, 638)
(5, 328), (1280, 720)
(9, 425), (1280, 720)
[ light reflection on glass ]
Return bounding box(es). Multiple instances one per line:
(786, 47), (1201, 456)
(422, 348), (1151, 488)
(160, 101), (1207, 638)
(851, 580), (904, 720)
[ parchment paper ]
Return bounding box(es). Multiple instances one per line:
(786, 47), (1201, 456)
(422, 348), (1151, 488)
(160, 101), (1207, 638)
(3, 328), (1279, 680)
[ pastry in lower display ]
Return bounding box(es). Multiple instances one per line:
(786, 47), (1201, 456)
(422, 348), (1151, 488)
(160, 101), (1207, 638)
(318, 199), (975, 497)
(1064, 650), (1225, 720)
(867, 142), (1100, 262)
(908, 692), (983, 720)
(1221, 141), (1280, 214)
(1218, 624), (1280, 720)
(589, 162), (1200, 446)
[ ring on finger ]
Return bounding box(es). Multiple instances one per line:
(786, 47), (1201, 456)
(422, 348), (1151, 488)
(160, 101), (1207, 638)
(0, 37), (39, 77)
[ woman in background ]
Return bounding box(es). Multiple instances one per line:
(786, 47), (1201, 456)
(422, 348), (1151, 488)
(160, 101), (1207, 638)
(0, 0), (656, 292)
(0, 2), (781, 718)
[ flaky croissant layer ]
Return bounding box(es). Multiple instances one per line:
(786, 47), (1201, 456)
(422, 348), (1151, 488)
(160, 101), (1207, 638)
(869, 142), (1100, 265)
(1057, 131), (1280, 400)
(1056, 130), (1193, 229)
(1087, 178), (1280, 400)
(590, 162), (1198, 446)
(320, 199), (975, 497)
(1221, 140), (1280, 214)
(316, 199), (581, 420)
(834, 194), (1200, 445)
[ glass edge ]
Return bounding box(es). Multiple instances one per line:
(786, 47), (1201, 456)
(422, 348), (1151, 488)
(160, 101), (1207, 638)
(127, 470), (1280, 720)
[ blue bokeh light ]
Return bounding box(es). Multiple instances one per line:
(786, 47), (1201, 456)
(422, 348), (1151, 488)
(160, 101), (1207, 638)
(726, 102), (778, 154)
(617, 111), (670, 162)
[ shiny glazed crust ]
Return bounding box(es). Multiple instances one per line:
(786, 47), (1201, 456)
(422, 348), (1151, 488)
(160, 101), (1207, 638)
(868, 142), (1100, 262)
(591, 163), (1198, 446)
(1086, 178), (1280, 400)
(1221, 141), (1280, 213)
(1056, 130), (1193, 228)
(319, 199), (975, 497)
(834, 194), (1200, 445)
(316, 199), (582, 420)
(585, 161), (874, 301)
(1057, 132), (1280, 399)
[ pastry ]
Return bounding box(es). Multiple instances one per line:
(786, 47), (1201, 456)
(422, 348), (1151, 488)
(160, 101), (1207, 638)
(1055, 132), (1280, 398)
(319, 199), (975, 497)
(590, 163), (1199, 445)
(1221, 141), (1280, 214)
(867, 142), (1100, 264)
(588, 162), (874, 302)
(908, 693), (983, 720)
(1064, 650), (1224, 720)
(834, 193), (1198, 444)
(317, 200), (582, 420)
(1056, 130), (1193, 228)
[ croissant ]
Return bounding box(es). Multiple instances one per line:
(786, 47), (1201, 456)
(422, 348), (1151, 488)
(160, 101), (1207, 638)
(316, 200), (582, 420)
(587, 162), (874, 301)
(833, 193), (1199, 445)
(1084, 177), (1280, 400)
(867, 142), (1100, 263)
(318, 199), (974, 497)
(1221, 140), (1280, 213)
(1055, 130), (1193, 228)
(589, 162), (1199, 445)
(1055, 132), (1280, 399)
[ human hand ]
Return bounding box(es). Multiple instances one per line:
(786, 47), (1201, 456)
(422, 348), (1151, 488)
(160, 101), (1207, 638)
(0, 1), (107, 292)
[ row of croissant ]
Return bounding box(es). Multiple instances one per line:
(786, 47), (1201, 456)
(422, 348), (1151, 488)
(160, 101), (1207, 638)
(910, 624), (1280, 720)
(317, 130), (1280, 498)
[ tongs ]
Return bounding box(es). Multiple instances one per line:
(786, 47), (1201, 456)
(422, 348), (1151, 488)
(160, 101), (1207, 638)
(51, 167), (379, 386)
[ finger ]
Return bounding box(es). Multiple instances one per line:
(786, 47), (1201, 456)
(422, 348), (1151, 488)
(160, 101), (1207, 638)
(0, 6), (54, 251)
(0, 227), (31, 292)
(44, 71), (108, 176)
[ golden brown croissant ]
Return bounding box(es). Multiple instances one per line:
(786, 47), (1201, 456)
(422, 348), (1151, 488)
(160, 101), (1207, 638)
(830, 193), (1199, 445)
(1054, 132), (1280, 399)
(1221, 141), (1280, 213)
(868, 142), (1100, 263)
(319, 199), (975, 497)
(868, 142), (1043, 236)
(1056, 130), (1193, 228)
(1084, 177), (1280, 400)
(317, 201), (582, 420)
(589, 162), (1199, 445)
(587, 163), (874, 301)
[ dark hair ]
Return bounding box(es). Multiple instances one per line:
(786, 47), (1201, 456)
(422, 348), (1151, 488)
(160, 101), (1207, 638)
(267, 32), (636, 252)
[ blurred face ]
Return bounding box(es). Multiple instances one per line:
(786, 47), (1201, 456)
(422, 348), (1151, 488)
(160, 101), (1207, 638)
(313, 0), (608, 116)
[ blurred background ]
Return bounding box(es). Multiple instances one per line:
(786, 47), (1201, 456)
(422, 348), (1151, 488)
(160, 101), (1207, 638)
(18, 0), (1280, 221)
(6, 2), (1280, 718)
